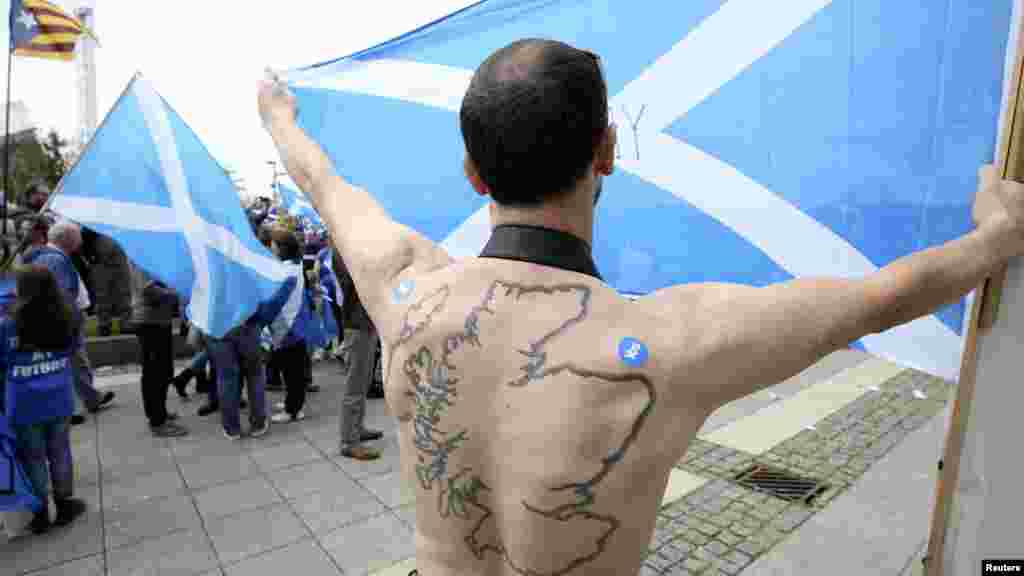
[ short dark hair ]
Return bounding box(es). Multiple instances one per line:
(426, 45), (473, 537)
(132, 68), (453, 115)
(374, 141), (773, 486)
(14, 266), (74, 351)
(460, 39), (608, 206)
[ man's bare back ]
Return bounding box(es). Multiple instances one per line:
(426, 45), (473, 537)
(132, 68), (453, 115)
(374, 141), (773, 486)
(379, 259), (709, 576)
(260, 37), (1024, 575)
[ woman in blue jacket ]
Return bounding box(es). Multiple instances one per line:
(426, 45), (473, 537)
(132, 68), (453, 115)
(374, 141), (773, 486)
(1, 267), (87, 534)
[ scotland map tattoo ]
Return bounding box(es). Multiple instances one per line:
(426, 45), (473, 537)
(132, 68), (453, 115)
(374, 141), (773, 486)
(391, 285), (451, 422)
(398, 280), (656, 575)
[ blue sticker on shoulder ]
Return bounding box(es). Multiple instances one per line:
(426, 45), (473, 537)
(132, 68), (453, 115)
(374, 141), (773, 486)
(618, 337), (649, 367)
(392, 279), (415, 303)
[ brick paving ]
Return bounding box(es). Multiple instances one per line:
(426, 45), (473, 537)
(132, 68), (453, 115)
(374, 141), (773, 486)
(642, 369), (950, 575)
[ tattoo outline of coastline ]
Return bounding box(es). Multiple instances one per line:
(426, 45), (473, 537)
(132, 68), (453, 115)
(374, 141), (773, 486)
(395, 280), (657, 575)
(390, 284), (451, 423)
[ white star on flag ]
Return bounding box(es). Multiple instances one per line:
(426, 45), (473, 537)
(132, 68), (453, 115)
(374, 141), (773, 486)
(16, 10), (35, 31)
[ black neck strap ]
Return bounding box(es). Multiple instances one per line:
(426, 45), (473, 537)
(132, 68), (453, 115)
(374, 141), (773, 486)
(479, 224), (602, 281)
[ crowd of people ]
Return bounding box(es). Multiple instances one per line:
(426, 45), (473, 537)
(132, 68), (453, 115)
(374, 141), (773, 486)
(0, 190), (386, 538)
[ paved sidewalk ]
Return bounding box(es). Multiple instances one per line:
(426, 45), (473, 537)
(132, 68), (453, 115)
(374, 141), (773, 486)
(3, 360), (411, 576)
(1, 351), (950, 575)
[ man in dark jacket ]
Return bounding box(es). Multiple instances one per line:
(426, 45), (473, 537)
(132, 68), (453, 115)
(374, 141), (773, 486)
(88, 232), (132, 337)
(333, 250), (384, 461)
(132, 266), (187, 437)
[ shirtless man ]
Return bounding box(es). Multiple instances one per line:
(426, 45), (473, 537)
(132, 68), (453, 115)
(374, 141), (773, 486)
(259, 39), (1024, 576)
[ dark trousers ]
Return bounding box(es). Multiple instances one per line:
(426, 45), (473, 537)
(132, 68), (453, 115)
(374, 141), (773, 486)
(330, 302), (343, 337)
(137, 323), (173, 427)
(303, 346), (313, 385)
(268, 340), (308, 416)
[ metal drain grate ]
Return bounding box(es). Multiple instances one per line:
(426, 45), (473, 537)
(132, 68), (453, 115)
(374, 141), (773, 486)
(733, 464), (828, 504)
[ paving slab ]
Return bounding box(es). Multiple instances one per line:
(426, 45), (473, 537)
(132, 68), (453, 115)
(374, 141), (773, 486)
(105, 528), (218, 576)
(247, 439), (325, 473)
(267, 459), (351, 500)
(176, 450), (260, 491)
(101, 468), (187, 511)
(104, 493), (202, 550)
(205, 504), (310, 566)
(357, 471), (416, 509)
(319, 512), (414, 576)
(222, 539), (341, 576)
(288, 478), (387, 535)
(193, 475), (283, 521)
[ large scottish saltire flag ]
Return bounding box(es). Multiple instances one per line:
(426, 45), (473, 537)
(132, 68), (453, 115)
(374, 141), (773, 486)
(284, 0), (1015, 380)
(49, 74), (303, 339)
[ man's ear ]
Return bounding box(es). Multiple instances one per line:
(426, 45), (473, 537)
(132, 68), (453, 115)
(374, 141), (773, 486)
(595, 124), (616, 177)
(464, 156), (491, 197)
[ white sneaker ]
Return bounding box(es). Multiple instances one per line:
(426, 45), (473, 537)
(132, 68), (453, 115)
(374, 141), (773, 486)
(273, 401), (285, 411)
(271, 411), (305, 423)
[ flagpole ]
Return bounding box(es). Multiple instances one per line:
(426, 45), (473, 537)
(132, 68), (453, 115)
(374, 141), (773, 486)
(3, 39), (12, 238)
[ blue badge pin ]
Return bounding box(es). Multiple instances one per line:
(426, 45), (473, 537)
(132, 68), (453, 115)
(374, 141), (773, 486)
(618, 337), (649, 367)
(393, 279), (415, 303)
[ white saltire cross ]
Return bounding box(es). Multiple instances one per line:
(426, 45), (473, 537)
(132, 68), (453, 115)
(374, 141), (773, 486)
(50, 75), (298, 336)
(286, 0), (962, 379)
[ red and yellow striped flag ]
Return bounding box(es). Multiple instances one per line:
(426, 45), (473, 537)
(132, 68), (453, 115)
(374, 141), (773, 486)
(9, 0), (99, 61)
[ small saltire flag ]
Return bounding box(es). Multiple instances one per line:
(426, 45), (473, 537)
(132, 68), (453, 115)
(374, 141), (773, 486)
(278, 184), (323, 227)
(9, 0), (97, 61)
(317, 246), (341, 339)
(49, 74), (302, 339)
(317, 246), (342, 307)
(284, 0), (1014, 381)
(263, 273), (317, 348)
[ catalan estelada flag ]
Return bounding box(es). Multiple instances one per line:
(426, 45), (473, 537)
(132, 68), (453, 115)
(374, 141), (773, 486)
(8, 0), (97, 61)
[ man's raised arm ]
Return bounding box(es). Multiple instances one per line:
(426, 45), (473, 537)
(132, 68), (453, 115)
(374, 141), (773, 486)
(649, 166), (1024, 413)
(257, 72), (452, 318)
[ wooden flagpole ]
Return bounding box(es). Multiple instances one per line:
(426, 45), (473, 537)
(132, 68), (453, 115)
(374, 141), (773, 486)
(922, 10), (1024, 574)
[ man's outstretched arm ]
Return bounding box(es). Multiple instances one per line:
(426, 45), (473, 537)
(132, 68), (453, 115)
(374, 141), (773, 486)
(652, 166), (1024, 412)
(258, 73), (452, 319)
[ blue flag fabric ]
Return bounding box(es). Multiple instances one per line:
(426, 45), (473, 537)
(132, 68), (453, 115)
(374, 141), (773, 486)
(49, 74), (302, 339)
(0, 415), (42, 512)
(0, 283), (42, 511)
(316, 247), (341, 305)
(285, 0), (1015, 381)
(278, 184), (323, 227)
(262, 274), (316, 349)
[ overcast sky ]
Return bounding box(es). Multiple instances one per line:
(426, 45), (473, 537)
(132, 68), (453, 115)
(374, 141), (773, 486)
(0, 0), (470, 201)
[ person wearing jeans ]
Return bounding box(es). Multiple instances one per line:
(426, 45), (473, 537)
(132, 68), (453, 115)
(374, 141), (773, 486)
(132, 267), (187, 438)
(208, 320), (268, 440)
